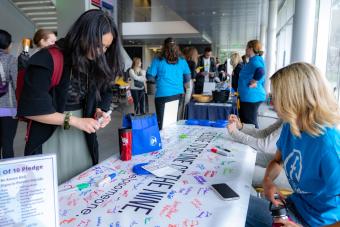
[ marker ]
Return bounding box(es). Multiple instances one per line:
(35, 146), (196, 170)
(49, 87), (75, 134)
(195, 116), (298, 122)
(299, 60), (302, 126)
(216, 145), (231, 153)
(211, 147), (229, 156)
(98, 110), (112, 124)
(97, 173), (116, 187)
(59, 183), (90, 193)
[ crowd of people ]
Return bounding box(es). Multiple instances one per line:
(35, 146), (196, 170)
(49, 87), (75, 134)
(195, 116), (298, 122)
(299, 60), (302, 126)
(0, 8), (339, 226)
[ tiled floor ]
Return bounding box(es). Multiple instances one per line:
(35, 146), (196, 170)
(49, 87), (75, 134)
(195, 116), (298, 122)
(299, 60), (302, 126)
(13, 95), (276, 162)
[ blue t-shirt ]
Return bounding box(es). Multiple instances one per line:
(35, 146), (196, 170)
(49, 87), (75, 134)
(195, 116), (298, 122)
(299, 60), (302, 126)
(277, 123), (340, 226)
(147, 57), (191, 97)
(238, 55), (266, 103)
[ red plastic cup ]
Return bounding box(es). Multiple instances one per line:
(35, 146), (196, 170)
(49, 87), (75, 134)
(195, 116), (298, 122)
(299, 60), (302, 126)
(118, 128), (132, 161)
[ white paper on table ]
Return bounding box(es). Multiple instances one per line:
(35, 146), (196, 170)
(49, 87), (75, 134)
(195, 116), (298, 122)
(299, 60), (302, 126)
(0, 154), (59, 227)
(203, 82), (216, 95)
(162, 99), (179, 129)
(141, 161), (179, 177)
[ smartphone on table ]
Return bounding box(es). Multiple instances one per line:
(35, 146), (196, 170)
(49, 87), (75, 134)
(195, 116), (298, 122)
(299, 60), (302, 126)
(211, 183), (240, 201)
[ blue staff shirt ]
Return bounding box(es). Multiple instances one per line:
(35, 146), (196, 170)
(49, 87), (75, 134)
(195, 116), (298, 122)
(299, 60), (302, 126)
(238, 55), (266, 103)
(277, 123), (340, 226)
(147, 57), (191, 98)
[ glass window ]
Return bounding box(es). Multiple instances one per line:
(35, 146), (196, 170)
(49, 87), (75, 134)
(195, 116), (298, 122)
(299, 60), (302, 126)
(326, 0), (340, 101)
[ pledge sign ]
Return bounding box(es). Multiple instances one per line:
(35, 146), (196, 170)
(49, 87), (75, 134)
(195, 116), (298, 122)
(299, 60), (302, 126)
(0, 154), (58, 227)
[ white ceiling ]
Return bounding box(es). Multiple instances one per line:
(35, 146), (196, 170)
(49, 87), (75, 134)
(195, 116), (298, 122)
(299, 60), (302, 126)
(160, 0), (262, 49)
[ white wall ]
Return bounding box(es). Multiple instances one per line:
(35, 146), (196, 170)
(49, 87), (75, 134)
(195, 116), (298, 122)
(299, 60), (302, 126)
(143, 45), (157, 70)
(0, 0), (35, 56)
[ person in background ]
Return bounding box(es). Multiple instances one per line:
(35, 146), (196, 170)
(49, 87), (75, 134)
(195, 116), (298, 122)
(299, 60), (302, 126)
(216, 57), (227, 82)
(227, 115), (289, 189)
(238, 40), (266, 128)
(197, 47), (216, 78)
(32, 29), (57, 53)
(17, 10), (123, 184)
(195, 47), (217, 92)
(147, 37), (191, 129)
(184, 47), (198, 104)
(242, 54), (248, 64)
(230, 52), (244, 92)
(0, 30), (18, 159)
(246, 63), (340, 227)
(129, 57), (146, 114)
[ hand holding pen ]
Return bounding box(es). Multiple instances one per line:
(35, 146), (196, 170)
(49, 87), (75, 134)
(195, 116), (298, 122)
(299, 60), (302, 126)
(95, 108), (112, 128)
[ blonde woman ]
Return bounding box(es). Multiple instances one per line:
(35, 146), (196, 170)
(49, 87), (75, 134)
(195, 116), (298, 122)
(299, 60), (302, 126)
(229, 52), (243, 92)
(129, 57), (146, 114)
(246, 63), (340, 227)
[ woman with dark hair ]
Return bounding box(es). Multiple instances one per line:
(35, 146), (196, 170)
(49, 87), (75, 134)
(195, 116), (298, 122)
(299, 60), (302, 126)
(0, 29), (18, 159)
(17, 9), (123, 184)
(147, 37), (191, 129)
(238, 40), (266, 128)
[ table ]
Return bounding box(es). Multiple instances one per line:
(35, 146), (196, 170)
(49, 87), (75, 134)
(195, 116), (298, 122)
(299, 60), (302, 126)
(58, 124), (256, 227)
(186, 100), (237, 121)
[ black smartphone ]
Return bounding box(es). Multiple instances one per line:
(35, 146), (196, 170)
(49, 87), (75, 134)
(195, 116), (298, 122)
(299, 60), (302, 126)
(211, 183), (240, 201)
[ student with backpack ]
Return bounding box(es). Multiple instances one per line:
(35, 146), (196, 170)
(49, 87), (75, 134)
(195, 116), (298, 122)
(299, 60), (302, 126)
(0, 30), (18, 159)
(17, 10), (123, 184)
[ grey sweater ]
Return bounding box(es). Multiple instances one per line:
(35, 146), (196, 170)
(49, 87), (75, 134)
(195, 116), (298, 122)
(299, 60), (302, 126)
(229, 119), (283, 167)
(0, 50), (17, 109)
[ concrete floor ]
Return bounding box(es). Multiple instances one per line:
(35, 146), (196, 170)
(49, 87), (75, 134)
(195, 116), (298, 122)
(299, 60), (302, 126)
(13, 95), (276, 162)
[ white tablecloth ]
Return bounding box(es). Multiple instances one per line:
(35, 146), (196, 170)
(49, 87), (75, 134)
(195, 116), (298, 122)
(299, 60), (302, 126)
(58, 124), (256, 227)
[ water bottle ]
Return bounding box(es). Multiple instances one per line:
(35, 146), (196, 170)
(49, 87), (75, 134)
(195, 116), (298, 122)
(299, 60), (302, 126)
(269, 198), (291, 227)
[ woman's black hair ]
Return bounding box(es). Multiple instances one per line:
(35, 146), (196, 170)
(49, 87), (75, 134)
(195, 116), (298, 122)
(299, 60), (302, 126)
(159, 37), (181, 64)
(63, 9), (123, 90)
(0, 29), (12, 50)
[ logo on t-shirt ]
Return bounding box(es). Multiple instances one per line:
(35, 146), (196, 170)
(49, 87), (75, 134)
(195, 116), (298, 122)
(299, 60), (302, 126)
(284, 149), (302, 182)
(283, 149), (310, 194)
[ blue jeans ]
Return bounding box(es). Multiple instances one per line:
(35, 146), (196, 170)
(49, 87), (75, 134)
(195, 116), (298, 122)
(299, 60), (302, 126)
(246, 195), (309, 227)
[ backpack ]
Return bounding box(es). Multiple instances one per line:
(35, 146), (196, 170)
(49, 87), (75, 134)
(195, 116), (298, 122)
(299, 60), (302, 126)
(17, 46), (64, 141)
(0, 61), (9, 97)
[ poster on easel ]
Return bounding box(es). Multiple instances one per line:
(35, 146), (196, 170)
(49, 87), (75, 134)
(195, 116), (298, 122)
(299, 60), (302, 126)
(0, 154), (58, 227)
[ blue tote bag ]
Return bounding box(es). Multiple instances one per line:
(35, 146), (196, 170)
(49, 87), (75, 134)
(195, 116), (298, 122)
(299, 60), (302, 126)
(122, 113), (162, 155)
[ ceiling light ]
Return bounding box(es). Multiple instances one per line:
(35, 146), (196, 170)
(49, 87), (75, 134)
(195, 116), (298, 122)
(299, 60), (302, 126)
(14, 1), (51, 5)
(26, 11), (56, 16)
(31, 17), (57, 21)
(21, 6), (56, 10)
(36, 22), (58, 25)
(212, 11), (216, 15)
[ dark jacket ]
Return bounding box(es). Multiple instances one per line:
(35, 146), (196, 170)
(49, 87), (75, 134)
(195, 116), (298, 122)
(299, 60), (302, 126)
(186, 60), (197, 80)
(17, 43), (112, 165)
(197, 56), (216, 73)
(232, 63), (243, 92)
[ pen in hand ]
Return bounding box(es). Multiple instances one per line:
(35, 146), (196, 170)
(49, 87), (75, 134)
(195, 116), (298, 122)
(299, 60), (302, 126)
(97, 110), (112, 125)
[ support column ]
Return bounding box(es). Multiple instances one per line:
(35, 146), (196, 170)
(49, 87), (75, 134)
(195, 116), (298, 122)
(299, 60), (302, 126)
(290, 0), (316, 63)
(265, 0), (278, 93)
(314, 0), (331, 74)
(260, 0), (268, 51)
